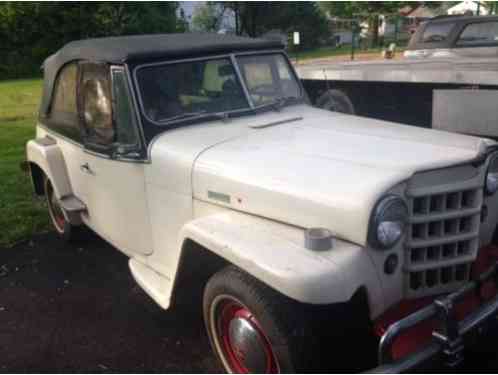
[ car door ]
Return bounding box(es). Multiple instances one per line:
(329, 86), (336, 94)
(78, 62), (153, 256)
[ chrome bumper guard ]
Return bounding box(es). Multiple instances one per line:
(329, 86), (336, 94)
(369, 262), (498, 373)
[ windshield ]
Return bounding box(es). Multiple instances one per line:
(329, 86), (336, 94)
(136, 58), (249, 123)
(237, 54), (301, 106)
(135, 53), (302, 125)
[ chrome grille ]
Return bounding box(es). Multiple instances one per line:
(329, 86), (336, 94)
(405, 188), (482, 298)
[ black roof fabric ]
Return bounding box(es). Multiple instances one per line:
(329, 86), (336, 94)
(51, 33), (283, 64)
(40, 33), (283, 116)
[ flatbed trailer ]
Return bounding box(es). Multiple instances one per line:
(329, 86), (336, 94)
(297, 57), (498, 132)
(297, 15), (498, 138)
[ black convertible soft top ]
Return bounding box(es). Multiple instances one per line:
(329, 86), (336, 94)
(40, 33), (283, 116)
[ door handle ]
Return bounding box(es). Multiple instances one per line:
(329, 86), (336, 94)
(80, 163), (94, 175)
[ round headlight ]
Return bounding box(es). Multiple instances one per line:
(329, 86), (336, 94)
(369, 195), (408, 250)
(486, 153), (498, 196)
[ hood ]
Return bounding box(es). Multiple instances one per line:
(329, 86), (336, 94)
(192, 105), (493, 246)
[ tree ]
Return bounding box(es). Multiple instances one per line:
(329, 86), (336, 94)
(320, 1), (410, 47)
(191, 2), (224, 32)
(0, 2), (183, 80)
(94, 2), (180, 35)
(320, 2), (452, 47)
(221, 2), (330, 49)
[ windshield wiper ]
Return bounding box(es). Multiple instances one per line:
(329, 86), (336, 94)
(162, 110), (208, 122)
(160, 110), (238, 124)
(264, 96), (299, 111)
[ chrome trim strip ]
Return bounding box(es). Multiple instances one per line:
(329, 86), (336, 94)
(230, 53), (254, 108)
(124, 63), (151, 163)
(110, 65), (141, 150)
(410, 207), (481, 224)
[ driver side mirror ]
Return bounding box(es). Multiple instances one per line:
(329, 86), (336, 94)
(82, 78), (115, 146)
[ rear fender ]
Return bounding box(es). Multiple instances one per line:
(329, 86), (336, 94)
(177, 211), (385, 318)
(26, 137), (73, 199)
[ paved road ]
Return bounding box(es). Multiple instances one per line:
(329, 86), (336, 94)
(0, 232), (219, 373)
(1, 231), (498, 373)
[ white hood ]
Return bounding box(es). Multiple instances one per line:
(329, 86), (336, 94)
(191, 105), (493, 246)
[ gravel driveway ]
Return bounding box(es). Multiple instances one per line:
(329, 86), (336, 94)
(1, 231), (498, 373)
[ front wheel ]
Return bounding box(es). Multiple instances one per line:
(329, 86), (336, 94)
(204, 266), (313, 373)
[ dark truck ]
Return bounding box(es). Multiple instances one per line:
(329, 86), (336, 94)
(298, 15), (498, 139)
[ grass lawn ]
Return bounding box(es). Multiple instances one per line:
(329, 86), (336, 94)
(295, 45), (357, 60)
(0, 78), (49, 247)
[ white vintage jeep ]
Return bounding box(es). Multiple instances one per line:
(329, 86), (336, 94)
(26, 34), (498, 373)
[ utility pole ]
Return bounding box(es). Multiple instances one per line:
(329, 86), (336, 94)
(351, 20), (356, 61)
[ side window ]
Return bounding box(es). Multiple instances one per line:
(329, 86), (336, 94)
(421, 22), (454, 43)
(80, 63), (115, 147)
(49, 62), (81, 141)
(456, 22), (498, 47)
(111, 68), (139, 147)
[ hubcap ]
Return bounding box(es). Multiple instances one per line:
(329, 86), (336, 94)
(212, 297), (279, 374)
(228, 315), (268, 373)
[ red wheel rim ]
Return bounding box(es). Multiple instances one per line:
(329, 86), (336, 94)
(213, 297), (279, 374)
(46, 181), (66, 233)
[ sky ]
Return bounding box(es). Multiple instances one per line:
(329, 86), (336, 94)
(179, 1), (202, 24)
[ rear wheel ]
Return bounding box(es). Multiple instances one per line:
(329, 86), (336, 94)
(204, 266), (313, 373)
(44, 177), (82, 242)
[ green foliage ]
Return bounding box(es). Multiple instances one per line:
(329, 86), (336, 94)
(0, 2), (183, 80)
(192, 2), (224, 32)
(221, 2), (330, 49)
(0, 79), (49, 246)
(320, 1), (408, 18)
(319, 2), (447, 47)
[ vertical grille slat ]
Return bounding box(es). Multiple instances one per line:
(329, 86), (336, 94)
(405, 186), (483, 298)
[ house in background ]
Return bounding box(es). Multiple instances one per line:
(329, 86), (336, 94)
(327, 17), (358, 46)
(447, 1), (490, 16)
(326, 4), (443, 47)
(397, 4), (440, 36)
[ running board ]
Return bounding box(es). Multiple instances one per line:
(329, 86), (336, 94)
(59, 195), (86, 225)
(59, 195), (87, 213)
(129, 258), (172, 310)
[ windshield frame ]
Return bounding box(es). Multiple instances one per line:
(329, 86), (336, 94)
(132, 50), (305, 127)
(235, 50), (305, 111)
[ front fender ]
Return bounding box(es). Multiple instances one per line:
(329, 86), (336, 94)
(178, 210), (385, 318)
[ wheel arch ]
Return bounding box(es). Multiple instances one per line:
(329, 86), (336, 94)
(171, 238), (230, 307)
(171, 211), (385, 318)
(28, 162), (46, 196)
(26, 138), (73, 199)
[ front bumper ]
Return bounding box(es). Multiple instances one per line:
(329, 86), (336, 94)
(369, 262), (498, 373)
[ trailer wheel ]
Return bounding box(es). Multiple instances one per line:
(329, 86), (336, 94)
(204, 266), (313, 373)
(316, 89), (355, 115)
